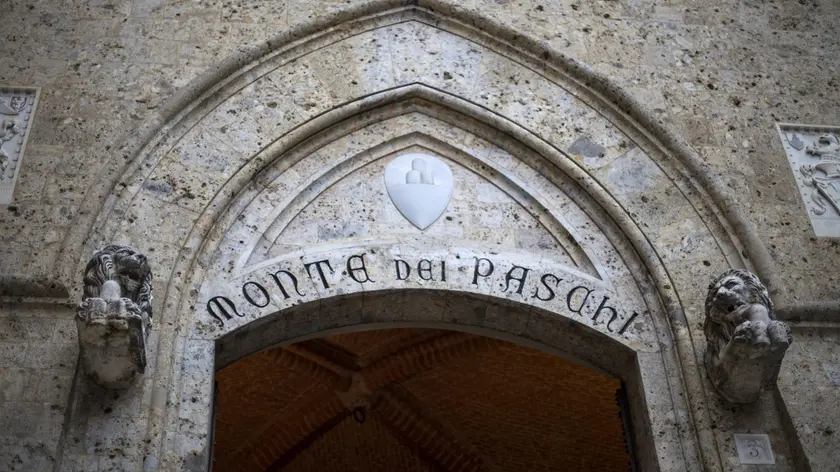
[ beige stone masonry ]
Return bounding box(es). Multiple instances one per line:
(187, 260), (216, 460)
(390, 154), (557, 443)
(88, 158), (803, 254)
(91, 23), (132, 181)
(2, 1), (838, 471)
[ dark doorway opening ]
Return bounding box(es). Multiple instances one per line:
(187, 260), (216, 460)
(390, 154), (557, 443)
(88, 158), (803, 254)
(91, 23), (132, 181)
(211, 327), (634, 471)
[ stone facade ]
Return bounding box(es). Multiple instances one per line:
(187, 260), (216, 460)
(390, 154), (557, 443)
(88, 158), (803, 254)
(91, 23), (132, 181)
(0, 0), (839, 471)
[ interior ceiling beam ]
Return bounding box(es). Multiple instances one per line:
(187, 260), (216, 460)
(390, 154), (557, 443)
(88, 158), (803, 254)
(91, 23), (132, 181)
(355, 329), (458, 368)
(218, 392), (347, 472)
(284, 339), (360, 375)
(371, 385), (490, 472)
(237, 332), (502, 471)
(275, 332), (496, 393)
(264, 410), (351, 472)
(264, 347), (351, 391)
(363, 333), (497, 391)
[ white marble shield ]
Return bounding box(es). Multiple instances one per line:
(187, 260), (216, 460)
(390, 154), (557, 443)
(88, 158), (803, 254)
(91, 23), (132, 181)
(385, 153), (453, 230)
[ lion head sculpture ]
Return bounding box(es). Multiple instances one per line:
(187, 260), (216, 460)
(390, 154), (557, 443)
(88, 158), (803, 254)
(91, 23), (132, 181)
(82, 245), (153, 321)
(703, 269), (790, 403)
(76, 245), (154, 388)
(704, 269), (773, 342)
(816, 133), (839, 150)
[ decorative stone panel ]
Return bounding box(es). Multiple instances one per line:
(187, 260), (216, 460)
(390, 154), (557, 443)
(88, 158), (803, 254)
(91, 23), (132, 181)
(776, 123), (840, 237)
(0, 87), (39, 205)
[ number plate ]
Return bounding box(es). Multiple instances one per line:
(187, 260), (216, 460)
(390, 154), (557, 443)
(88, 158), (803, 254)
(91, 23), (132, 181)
(734, 433), (775, 465)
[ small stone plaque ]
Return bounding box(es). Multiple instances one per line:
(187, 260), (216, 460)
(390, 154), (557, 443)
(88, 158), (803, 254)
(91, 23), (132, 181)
(0, 87), (40, 205)
(734, 433), (775, 465)
(776, 123), (840, 237)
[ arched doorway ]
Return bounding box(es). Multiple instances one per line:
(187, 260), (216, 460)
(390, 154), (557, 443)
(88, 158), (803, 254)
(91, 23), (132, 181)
(60, 4), (767, 471)
(212, 326), (634, 471)
(187, 282), (676, 472)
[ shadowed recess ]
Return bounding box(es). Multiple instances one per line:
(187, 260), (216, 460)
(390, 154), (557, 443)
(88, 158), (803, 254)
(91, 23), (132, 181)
(212, 327), (632, 472)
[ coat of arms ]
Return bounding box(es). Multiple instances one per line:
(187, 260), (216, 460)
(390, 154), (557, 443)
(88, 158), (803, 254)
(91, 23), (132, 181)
(384, 153), (454, 230)
(0, 95), (31, 115)
(799, 134), (840, 216)
(0, 95), (32, 180)
(777, 124), (840, 237)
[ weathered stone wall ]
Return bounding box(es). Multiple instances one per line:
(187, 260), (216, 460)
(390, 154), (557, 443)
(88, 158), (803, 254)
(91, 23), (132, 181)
(1, 0), (838, 304)
(0, 1), (839, 471)
(0, 302), (76, 471)
(777, 326), (840, 471)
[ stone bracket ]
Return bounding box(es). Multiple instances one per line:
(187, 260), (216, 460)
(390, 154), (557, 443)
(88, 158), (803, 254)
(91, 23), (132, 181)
(76, 246), (153, 389)
(704, 269), (792, 403)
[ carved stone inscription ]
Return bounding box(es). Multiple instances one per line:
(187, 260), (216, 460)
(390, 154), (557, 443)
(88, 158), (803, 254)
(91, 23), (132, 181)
(205, 252), (642, 337)
(777, 123), (840, 237)
(0, 87), (39, 205)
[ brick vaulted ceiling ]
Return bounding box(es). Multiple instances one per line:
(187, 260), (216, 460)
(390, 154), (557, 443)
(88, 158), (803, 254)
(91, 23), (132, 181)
(212, 328), (632, 472)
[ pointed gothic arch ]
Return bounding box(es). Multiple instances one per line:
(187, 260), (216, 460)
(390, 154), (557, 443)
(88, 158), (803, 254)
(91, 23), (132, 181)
(56, 4), (785, 471)
(163, 82), (709, 471)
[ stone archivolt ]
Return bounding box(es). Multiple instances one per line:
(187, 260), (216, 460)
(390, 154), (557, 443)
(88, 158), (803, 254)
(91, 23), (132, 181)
(241, 111), (599, 277)
(60, 5), (787, 472)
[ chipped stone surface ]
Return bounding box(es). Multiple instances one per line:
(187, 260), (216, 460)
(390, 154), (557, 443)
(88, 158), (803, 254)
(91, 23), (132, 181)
(777, 327), (840, 472)
(823, 363), (840, 387)
(0, 302), (76, 472)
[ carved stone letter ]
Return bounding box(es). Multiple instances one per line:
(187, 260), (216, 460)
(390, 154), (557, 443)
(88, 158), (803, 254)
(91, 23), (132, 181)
(76, 245), (153, 389)
(704, 269), (791, 403)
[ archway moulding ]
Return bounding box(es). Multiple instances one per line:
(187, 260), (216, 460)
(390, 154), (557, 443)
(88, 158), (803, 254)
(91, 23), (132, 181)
(152, 91), (715, 470)
(188, 106), (656, 348)
(182, 289), (691, 472)
(48, 3), (810, 472)
(201, 244), (648, 351)
(55, 1), (787, 307)
(156, 88), (706, 376)
(47, 6), (752, 469)
(225, 108), (609, 279)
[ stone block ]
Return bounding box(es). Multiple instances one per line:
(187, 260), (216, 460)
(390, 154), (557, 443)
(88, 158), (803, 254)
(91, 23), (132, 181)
(24, 342), (77, 370)
(0, 368), (29, 402)
(0, 342), (28, 367)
